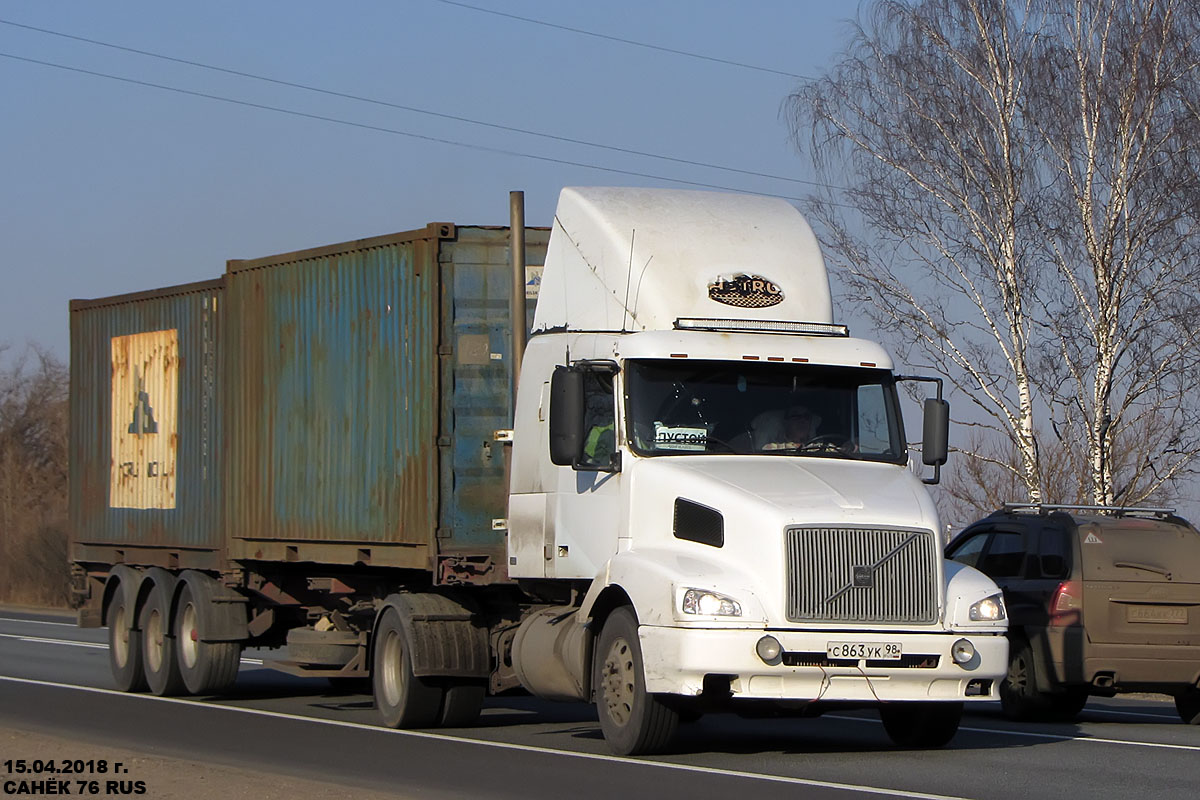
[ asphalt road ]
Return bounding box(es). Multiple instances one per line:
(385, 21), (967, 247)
(1, 610), (1197, 800)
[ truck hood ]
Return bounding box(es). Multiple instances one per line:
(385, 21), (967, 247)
(631, 455), (937, 531)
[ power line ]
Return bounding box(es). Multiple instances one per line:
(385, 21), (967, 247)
(435, 0), (814, 80)
(0, 17), (827, 189)
(0, 50), (825, 203)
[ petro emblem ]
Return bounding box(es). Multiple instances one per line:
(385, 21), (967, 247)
(708, 274), (784, 308)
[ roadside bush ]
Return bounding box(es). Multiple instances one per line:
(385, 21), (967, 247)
(0, 344), (69, 607)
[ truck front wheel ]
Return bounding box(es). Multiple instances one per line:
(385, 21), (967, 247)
(594, 607), (679, 755)
(879, 702), (962, 748)
(372, 608), (443, 728)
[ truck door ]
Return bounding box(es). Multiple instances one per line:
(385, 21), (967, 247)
(546, 365), (623, 579)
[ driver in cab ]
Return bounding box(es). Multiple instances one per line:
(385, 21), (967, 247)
(757, 404), (820, 452)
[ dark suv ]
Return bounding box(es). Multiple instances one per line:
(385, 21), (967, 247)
(947, 504), (1200, 723)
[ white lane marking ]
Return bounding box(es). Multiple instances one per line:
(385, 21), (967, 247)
(1084, 708), (1177, 721)
(0, 676), (970, 800)
(825, 714), (1200, 752)
(0, 632), (106, 649)
(0, 616), (77, 627)
(0, 632), (264, 665)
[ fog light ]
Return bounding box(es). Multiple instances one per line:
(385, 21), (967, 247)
(756, 635), (782, 664)
(951, 638), (976, 665)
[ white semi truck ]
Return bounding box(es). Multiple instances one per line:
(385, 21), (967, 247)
(70, 186), (1007, 756)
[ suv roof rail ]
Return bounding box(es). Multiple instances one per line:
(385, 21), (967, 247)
(1001, 502), (1177, 518)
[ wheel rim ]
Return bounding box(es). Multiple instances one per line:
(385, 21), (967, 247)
(380, 629), (405, 708)
(146, 609), (164, 672)
(600, 635), (636, 727)
(112, 604), (129, 668)
(179, 603), (199, 670)
(1008, 653), (1030, 696)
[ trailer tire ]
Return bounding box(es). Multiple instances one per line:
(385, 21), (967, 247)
(106, 592), (147, 692)
(174, 584), (241, 695)
(140, 581), (186, 697)
(439, 681), (486, 728)
(373, 608), (443, 728)
(880, 702), (963, 748)
(594, 607), (678, 755)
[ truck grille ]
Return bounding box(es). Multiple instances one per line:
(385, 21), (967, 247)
(786, 527), (938, 624)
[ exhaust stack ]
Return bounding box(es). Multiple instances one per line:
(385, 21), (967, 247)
(510, 191), (527, 413)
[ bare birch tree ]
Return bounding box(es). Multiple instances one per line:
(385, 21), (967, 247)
(786, 0), (1200, 507)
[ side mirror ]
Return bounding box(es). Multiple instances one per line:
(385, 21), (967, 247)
(922, 398), (949, 467)
(921, 397), (949, 485)
(549, 366), (584, 466)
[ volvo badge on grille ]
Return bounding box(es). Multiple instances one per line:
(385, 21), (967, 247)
(852, 566), (874, 587)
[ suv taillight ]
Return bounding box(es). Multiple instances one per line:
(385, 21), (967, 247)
(1049, 580), (1083, 627)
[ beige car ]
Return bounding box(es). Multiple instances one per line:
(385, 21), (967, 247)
(947, 504), (1200, 723)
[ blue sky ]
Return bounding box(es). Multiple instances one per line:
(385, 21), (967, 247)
(0, 1), (852, 358)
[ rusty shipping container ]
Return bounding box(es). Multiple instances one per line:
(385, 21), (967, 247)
(69, 279), (225, 571)
(69, 223), (548, 583)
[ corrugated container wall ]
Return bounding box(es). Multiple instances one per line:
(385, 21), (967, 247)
(69, 279), (225, 571)
(223, 224), (548, 576)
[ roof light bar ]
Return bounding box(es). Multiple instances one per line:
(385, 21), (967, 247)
(674, 318), (850, 337)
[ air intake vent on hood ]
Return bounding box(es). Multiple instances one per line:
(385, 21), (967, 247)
(674, 498), (724, 548)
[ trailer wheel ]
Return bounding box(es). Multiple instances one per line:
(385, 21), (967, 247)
(439, 681), (486, 728)
(140, 582), (186, 697)
(879, 702), (962, 748)
(174, 584), (241, 695)
(106, 592), (147, 692)
(372, 608), (443, 728)
(594, 607), (679, 755)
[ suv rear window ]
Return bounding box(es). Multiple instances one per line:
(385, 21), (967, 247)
(1078, 520), (1200, 583)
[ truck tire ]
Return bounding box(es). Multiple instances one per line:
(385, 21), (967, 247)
(879, 702), (962, 748)
(140, 581), (186, 697)
(372, 607), (443, 728)
(594, 607), (679, 755)
(106, 592), (147, 692)
(1000, 639), (1053, 720)
(174, 583), (241, 695)
(1175, 689), (1200, 724)
(439, 681), (486, 728)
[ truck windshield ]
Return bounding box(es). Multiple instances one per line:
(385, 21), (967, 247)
(625, 359), (906, 462)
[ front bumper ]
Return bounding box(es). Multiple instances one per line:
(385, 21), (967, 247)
(639, 625), (1008, 701)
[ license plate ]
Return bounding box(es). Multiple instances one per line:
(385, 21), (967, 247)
(826, 641), (903, 660)
(1126, 605), (1187, 624)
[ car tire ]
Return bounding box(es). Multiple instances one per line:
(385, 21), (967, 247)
(879, 702), (963, 748)
(594, 607), (679, 755)
(1175, 688), (1200, 725)
(1000, 639), (1053, 719)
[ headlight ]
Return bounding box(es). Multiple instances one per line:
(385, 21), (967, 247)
(969, 593), (1006, 622)
(681, 588), (742, 616)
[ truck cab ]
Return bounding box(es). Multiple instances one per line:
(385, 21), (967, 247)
(506, 187), (1008, 753)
